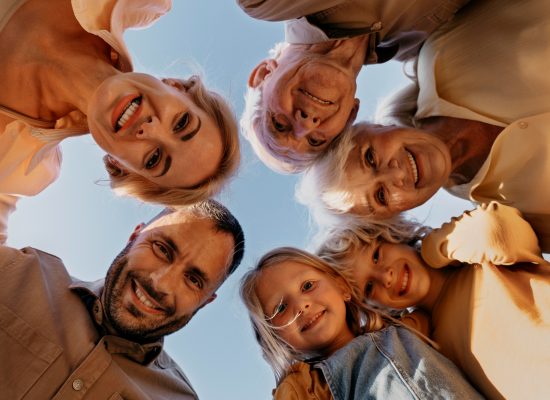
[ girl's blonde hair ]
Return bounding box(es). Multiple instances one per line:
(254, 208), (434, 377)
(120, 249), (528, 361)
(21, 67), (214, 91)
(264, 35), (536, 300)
(240, 246), (385, 382)
(104, 75), (240, 206)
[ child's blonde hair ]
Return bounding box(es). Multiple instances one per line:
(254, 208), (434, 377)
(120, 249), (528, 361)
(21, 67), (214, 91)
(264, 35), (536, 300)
(240, 247), (385, 382)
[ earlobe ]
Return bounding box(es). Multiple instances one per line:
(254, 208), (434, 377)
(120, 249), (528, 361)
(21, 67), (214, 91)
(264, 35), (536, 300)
(348, 98), (360, 124)
(205, 293), (217, 305)
(248, 59), (277, 88)
(128, 223), (146, 242)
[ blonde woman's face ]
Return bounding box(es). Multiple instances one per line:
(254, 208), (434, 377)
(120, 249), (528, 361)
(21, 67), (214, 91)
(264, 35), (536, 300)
(352, 240), (431, 310)
(88, 73), (223, 188)
(256, 261), (354, 355)
(342, 124), (451, 218)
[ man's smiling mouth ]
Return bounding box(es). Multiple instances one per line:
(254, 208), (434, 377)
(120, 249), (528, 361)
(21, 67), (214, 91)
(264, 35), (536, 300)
(131, 279), (165, 314)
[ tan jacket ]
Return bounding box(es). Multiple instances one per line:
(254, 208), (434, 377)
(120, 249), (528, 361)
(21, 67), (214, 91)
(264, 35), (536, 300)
(237, 0), (470, 62)
(0, 245), (198, 399)
(273, 362), (332, 400)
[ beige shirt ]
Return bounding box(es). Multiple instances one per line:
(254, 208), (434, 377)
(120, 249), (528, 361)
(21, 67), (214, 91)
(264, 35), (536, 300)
(0, 245), (198, 400)
(420, 203), (550, 399)
(0, 0), (171, 244)
(414, 0), (550, 251)
(238, 0), (470, 62)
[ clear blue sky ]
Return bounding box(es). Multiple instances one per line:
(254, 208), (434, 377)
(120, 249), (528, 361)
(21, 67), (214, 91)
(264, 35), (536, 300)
(8, 1), (473, 399)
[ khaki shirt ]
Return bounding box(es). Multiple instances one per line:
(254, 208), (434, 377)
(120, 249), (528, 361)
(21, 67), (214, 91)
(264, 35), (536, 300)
(237, 0), (470, 62)
(0, 245), (198, 400)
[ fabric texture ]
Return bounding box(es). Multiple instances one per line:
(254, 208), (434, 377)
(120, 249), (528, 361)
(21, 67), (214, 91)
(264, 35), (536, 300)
(415, 0), (550, 251)
(273, 326), (482, 400)
(0, 0), (171, 244)
(238, 0), (470, 63)
(0, 245), (198, 400)
(420, 204), (550, 399)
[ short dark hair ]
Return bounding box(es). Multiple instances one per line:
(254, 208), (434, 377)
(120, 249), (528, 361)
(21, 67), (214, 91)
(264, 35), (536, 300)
(149, 200), (245, 275)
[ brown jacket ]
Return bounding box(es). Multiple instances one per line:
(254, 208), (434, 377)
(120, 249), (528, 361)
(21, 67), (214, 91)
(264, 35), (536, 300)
(273, 362), (332, 400)
(0, 246), (198, 400)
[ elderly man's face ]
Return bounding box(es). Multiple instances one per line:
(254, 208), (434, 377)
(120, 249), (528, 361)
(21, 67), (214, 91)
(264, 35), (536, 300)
(103, 211), (234, 342)
(251, 54), (359, 156)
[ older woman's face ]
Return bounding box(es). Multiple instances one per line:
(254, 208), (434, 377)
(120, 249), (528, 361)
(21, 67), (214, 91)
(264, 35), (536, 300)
(255, 56), (359, 156)
(352, 240), (431, 309)
(88, 73), (223, 188)
(342, 124), (451, 218)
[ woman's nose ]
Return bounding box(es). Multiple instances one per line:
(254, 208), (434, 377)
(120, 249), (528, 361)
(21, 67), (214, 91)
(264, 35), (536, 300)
(294, 109), (320, 137)
(137, 116), (158, 138)
(374, 267), (394, 288)
(382, 161), (406, 188)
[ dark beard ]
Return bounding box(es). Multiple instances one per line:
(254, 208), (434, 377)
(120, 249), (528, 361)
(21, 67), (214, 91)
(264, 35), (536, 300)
(103, 241), (191, 343)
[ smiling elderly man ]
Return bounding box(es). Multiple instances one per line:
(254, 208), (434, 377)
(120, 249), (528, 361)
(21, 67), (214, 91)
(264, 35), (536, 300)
(238, 0), (471, 173)
(0, 200), (244, 399)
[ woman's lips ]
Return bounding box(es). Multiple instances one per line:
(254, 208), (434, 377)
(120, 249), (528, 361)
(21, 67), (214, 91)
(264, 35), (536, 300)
(111, 95), (142, 132)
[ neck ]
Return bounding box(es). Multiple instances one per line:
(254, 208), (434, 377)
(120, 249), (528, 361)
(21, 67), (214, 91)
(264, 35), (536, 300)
(419, 116), (503, 186)
(419, 267), (451, 312)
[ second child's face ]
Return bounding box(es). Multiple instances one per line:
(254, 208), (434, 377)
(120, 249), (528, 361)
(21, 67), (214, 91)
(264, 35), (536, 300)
(352, 240), (432, 310)
(256, 261), (355, 355)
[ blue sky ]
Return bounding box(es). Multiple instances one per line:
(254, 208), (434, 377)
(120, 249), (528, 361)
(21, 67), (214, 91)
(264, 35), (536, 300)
(8, 2), (474, 399)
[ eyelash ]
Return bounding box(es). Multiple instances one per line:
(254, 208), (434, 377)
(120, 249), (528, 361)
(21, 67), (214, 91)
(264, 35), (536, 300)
(271, 115), (290, 133)
(153, 241), (173, 262)
(301, 280), (315, 292)
(174, 112), (190, 133)
(365, 147), (376, 167)
(307, 136), (326, 147)
(372, 245), (380, 264)
(184, 273), (203, 289)
(365, 281), (374, 298)
(145, 148), (162, 169)
(376, 187), (387, 206)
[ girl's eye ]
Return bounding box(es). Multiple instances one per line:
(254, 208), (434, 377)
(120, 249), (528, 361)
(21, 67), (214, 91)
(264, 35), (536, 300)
(272, 115), (290, 133)
(365, 281), (374, 298)
(153, 241), (172, 262)
(372, 246), (380, 264)
(174, 112), (190, 132)
(275, 302), (286, 315)
(301, 280), (315, 292)
(365, 147), (376, 167)
(307, 136), (327, 147)
(376, 187), (387, 206)
(145, 148), (161, 169)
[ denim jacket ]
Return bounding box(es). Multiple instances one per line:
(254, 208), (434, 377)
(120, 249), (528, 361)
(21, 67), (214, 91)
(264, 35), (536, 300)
(315, 326), (483, 400)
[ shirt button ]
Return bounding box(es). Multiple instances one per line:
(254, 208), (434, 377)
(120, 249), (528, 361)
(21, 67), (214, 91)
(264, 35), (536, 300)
(72, 378), (84, 391)
(371, 21), (382, 31)
(518, 121), (528, 129)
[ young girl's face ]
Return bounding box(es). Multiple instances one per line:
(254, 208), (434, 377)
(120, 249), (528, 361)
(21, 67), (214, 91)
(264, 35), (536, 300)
(351, 240), (432, 309)
(256, 261), (355, 355)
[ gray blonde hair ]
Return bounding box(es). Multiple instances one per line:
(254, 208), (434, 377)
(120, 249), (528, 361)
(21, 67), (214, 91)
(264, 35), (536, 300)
(104, 75), (240, 206)
(240, 42), (322, 174)
(240, 247), (385, 382)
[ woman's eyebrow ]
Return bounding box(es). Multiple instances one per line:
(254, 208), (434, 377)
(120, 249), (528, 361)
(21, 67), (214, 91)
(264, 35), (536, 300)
(181, 116), (202, 142)
(154, 155), (172, 177)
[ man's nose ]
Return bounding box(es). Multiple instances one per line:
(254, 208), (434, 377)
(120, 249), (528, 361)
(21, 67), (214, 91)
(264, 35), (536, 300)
(294, 109), (320, 138)
(150, 265), (177, 291)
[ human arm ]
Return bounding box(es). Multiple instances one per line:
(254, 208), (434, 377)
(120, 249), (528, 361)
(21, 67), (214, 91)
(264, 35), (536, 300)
(421, 201), (545, 268)
(236, 0), (343, 21)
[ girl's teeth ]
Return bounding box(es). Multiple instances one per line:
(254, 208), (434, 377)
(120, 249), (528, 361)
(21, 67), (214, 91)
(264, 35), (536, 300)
(401, 270), (409, 293)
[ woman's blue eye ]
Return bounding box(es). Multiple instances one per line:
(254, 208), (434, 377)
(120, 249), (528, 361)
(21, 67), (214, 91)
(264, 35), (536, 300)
(174, 112), (190, 132)
(272, 115), (290, 133)
(373, 246), (380, 264)
(365, 147), (376, 167)
(145, 148), (161, 169)
(307, 136), (326, 147)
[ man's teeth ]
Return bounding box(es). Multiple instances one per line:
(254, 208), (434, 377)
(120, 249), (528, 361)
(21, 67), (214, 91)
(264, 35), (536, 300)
(400, 269), (409, 293)
(406, 151), (419, 184)
(135, 286), (157, 309)
(116, 98), (141, 130)
(300, 89), (332, 105)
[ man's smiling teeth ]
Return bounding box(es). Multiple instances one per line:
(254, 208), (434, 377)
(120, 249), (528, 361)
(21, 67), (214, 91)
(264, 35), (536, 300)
(299, 89), (332, 105)
(399, 269), (409, 295)
(406, 150), (419, 184)
(116, 97), (141, 130)
(134, 285), (160, 310)
(301, 311), (324, 331)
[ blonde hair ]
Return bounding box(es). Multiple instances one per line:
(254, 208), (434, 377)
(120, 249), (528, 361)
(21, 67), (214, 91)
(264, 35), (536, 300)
(240, 247), (385, 382)
(104, 75), (240, 206)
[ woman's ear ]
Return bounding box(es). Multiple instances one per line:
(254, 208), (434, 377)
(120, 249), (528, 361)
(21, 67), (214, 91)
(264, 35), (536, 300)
(104, 154), (128, 177)
(248, 59), (278, 88)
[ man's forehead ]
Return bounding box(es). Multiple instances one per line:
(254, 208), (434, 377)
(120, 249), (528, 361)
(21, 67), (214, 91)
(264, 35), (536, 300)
(143, 210), (212, 232)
